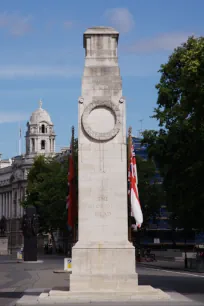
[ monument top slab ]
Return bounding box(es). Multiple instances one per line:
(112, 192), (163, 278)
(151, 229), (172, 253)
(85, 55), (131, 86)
(84, 26), (119, 35)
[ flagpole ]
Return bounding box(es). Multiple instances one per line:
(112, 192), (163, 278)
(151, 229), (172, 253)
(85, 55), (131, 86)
(19, 122), (22, 156)
(71, 126), (76, 245)
(128, 127), (132, 168)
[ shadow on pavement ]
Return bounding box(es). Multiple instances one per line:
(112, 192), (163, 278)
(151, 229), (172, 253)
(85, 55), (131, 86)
(138, 263), (204, 274)
(139, 274), (204, 294)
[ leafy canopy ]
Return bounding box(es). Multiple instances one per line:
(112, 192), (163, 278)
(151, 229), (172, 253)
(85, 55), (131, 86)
(22, 155), (68, 233)
(143, 36), (204, 231)
(136, 155), (163, 228)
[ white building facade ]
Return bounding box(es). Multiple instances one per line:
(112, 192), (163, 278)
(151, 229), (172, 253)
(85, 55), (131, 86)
(0, 101), (56, 249)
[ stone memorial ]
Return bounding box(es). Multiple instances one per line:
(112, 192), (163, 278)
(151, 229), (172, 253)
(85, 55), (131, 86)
(16, 27), (170, 304)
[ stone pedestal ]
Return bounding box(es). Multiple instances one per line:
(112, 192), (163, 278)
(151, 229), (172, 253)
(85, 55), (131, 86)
(16, 287), (171, 305)
(70, 243), (138, 292)
(0, 236), (8, 255)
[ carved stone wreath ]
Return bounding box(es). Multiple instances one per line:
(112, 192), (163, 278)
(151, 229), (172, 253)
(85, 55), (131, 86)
(81, 100), (121, 141)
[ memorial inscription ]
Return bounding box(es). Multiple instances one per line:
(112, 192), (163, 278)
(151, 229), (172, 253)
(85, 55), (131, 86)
(94, 180), (111, 217)
(95, 211), (111, 218)
(98, 195), (108, 201)
(96, 203), (110, 209)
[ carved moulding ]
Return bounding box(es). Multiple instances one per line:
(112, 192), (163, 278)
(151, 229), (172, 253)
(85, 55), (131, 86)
(81, 100), (121, 141)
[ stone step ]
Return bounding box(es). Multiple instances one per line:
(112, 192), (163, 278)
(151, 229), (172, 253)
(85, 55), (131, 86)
(16, 286), (172, 305)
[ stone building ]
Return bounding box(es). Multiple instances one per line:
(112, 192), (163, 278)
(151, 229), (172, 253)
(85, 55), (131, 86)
(0, 101), (56, 251)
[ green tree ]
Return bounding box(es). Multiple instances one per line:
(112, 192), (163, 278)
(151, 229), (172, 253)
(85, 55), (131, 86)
(136, 155), (162, 228)
(22, 137), (78, 248)
(22, 155), (68, 238)
(143, 36), (204, 234)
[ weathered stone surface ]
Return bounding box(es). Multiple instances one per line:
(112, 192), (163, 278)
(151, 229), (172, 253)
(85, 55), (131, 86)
(70, 26), (135, 295)
(16, 286), (171, 305)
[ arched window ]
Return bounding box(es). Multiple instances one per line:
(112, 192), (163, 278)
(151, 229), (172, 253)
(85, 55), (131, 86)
(41, 124), (45, 133)
(41, 140), (45, 150)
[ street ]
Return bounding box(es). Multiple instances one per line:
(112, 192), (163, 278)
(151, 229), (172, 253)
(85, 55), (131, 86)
(0, 255), (204, 306)
(138, 263), (204, 304)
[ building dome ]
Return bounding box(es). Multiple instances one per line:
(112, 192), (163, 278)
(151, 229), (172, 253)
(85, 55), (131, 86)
(29, 100), (52, 125)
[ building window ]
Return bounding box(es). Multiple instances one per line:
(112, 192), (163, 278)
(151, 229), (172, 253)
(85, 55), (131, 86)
(41, 124), (45, 133)
(31, 138), (35, 152)
(41, 140), (45, 150)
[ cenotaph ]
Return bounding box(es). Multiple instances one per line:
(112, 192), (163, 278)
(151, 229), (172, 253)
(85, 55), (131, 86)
(16, 27), (170, 304)
(71, 26), (136, 292)
(68, 26), (168, 299)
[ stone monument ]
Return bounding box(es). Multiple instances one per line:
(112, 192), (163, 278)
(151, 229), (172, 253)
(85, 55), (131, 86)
(16, 27), (170, 304)
(71, 26), (137, 292)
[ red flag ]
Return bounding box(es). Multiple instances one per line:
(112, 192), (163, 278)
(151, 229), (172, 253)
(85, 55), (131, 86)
(67, 136), (76, 229)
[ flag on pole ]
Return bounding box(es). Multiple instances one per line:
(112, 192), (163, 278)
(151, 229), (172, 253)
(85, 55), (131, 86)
(128, 128), (143, 228)
(67, 127), (76, 229)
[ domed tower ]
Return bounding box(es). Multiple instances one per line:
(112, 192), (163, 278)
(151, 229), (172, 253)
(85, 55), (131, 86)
(25, 100), (56, 156)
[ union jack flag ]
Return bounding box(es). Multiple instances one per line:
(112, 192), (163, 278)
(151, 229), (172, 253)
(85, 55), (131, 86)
(128, 141), (143, 229)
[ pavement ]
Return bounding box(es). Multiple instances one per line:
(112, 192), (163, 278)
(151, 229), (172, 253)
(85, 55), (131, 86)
(0, 254), (69, 306)
(138, 259), (204, 273)
(0, 254), (204, 305)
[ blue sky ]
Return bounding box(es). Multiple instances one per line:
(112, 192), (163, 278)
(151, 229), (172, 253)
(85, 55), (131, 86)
(0, 0), (203, 159)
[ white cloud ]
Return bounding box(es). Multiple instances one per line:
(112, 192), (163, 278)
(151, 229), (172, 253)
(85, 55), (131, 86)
(0, 65), (82, 79)
(0, 11), (32, 36)
(104, 8), (135, 33)
(0, 111), (29, 124)
(125, 32), (192, 53)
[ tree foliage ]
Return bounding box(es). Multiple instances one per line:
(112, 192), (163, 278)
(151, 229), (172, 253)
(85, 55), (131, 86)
(136, 155), (163, 228)
(22, 155), (68, 233)
(22, 139), (78, 234)
(143, 36), (204, 231)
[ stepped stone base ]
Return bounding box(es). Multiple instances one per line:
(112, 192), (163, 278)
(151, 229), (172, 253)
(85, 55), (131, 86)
(70, 274), (139, 292)
(16, 286), (171, 305)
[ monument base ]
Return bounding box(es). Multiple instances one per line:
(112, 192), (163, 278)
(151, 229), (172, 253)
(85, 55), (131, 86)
(16, 286), (171, 305)
(70, 242), (139, 292)
(70, 274), (139, 292)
